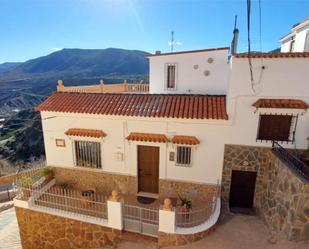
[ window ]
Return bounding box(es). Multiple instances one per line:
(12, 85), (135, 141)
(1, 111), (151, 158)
(304, 32), (309, 52)
(176, 146), (192, 166)
(166, 64), (176, 89)
(74, 140), (102, 169)
(257, 114), (295, 142)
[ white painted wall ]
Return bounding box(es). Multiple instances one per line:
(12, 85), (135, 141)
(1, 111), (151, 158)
(41, 111), (229, 185)
(280, 20), (309, 52)
(227, 57), (309, 149)
(149, 49), (230, 94)
(40, 54), (309, 189)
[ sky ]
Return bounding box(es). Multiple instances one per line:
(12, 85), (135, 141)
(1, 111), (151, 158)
(0, 0), (309, 63)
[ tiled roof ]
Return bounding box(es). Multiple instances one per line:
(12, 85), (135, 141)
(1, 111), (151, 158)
(36, 92), (228, 120)
(252, 99), (309, 109)
(234, 52), (309, 58)
(146, 47), (229, 57)
(171, 135), (200, 145)
(65, 128), (106, 138)
(126, 132), (169, 143)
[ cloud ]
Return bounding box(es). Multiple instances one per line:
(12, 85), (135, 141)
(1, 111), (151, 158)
(176, 41), (182, 45)
(51, 48), (63, 52)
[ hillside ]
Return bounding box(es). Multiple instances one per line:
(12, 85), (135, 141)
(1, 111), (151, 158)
(0, 48), (149, 81)
(0, 62), (22, 73)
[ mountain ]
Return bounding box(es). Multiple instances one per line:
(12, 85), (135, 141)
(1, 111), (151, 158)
(0, 62), (22, 73)
(1, 48), (149, 81)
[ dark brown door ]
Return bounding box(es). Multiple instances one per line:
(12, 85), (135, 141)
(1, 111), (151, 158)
(229, 170), (257, 209)
(138, 145), (159, 194)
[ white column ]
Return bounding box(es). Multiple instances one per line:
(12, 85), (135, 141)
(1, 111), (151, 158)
(107, 200), (123, 230)
(159, 209), (176, 233)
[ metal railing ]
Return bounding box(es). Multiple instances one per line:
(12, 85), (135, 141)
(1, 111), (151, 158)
(175, 186), (220, 228)
(123, 203), (159, 237)
(272, 141), (309, 181)
(16, 179), (108, 220)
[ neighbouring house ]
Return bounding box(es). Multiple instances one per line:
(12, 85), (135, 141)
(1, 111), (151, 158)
(280, 17), (309, 52)
(13, 29), (309, 248)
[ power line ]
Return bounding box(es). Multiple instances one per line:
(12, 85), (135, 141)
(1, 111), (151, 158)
(247, 0), (255, 94)
(258, 0), (263, 52)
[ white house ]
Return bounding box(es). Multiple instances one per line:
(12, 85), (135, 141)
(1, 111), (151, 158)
(14, 24), (309, 246)
(280, 17), (309, 52)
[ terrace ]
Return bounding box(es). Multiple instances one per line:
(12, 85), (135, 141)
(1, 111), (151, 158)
(13, 167), (220, 238)
(56, 79), (149, 94)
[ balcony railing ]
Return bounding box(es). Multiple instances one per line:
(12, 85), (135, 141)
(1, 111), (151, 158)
(57, 80), (149, 94)
(272, 141), (309, 182)
(15, 171), (108, 220)
(175, 185), (220, 228)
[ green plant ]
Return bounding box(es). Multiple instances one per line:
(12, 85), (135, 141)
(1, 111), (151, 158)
(19, 176), (34, 188)
(178, 194), (192, 209)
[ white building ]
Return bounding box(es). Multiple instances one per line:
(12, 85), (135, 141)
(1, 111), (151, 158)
(19, 24), (309, 245)
(280, 17), (309, 52)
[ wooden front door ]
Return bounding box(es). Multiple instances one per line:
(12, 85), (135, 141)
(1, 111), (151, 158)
(138, 145), (159, 194)
(229, 170), (257, 209)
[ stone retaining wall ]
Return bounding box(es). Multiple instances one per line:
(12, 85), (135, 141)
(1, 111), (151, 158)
(260, 153), (309, 241)
(221, 144), (309, 241)
(158, 226), (216, 246)
(15, 207), (121, 249)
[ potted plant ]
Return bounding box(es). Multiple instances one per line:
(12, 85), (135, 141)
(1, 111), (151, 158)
(178, 194), (192, 212)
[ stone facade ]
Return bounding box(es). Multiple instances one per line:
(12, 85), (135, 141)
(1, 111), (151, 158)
(159, 179), (217, 204)
(221, 144), (270, 210)
(260, 153), (309, 241)
(52, 166), (137, 196)
(15, 207), (121, 249)
(158, 226), (216, 246)
(221, 144), (309, 241)
(53, 166), (216, 205)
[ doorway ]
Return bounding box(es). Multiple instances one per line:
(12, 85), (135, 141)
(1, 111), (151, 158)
(137, 145), (159, 195)
(229, 170), (257, 212)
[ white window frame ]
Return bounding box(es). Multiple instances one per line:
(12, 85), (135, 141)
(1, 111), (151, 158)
(165, 63), (177, 90)
(73, 139), (103, 169)
(175, 146), (193, 167)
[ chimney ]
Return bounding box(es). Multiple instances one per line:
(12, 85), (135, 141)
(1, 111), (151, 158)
(155, 50), (161, 55)
(231, 15), (239, 55)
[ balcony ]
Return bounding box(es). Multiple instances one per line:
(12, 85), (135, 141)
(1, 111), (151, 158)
(13, 166), (220, 239)
(57, 79), (149, 94)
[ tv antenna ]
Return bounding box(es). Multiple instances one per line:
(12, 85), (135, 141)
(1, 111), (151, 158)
(171, 31), (174, 52)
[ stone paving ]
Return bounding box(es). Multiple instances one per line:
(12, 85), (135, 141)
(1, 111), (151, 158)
(0, 208), (21, 249)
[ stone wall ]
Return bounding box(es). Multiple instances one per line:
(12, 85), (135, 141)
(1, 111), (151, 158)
(260, 153), (309, 241)
(52, 166), (216, 204)
(15, 207), (121, 249)
(221, 144), (309, 241)
(221, 144), (270, 210)
(158, 226), (216, 246)
(159, 179), (217, 204)
(52, 166), (137, 196)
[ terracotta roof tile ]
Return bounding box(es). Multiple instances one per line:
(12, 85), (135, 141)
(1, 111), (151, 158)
(172, 135), (200, 145)
(234, 52), (309, 58)
(65, 128), (106, 138)
(252, 99), (309, 109)
(126, 132), (168, 143)
(36, 92), (228, 120)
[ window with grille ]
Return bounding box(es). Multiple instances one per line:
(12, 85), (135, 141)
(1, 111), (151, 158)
(74, 140), (102, 169)
(166, 64), (176, 89)
(176, 146), (192, 166)
(257, 114), (296, 142)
